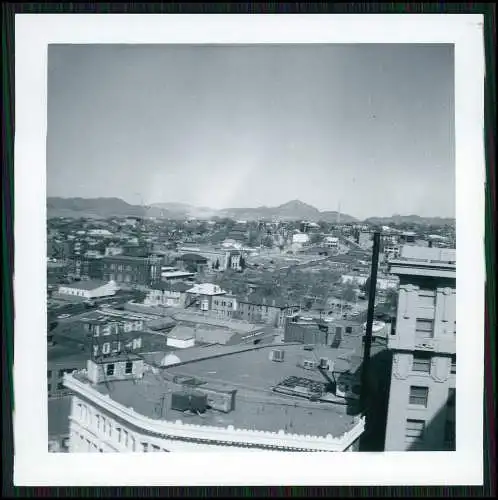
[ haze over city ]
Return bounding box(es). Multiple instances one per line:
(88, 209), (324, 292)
(47, 44), (455, 220)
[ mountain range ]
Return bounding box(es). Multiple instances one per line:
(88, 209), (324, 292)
(47, 197), (454, 225)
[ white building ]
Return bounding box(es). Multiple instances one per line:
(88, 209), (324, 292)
(324, 236), (339, 248)
(88, 229), (114, 237)
(341, 274), (399, 291)
(143, 282), (190, 308)
(186, 283), (227, 311)
(63, 345), (366, 452)
(166, 326), (196, 349)
(58, 280), (119, 299)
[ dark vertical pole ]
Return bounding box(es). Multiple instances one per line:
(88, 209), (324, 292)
(360, 231), (381, 413)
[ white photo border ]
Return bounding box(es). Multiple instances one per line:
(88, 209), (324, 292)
(14, 14), (485, 486)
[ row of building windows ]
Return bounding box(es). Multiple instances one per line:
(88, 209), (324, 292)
(107, 264), (136, 272)
(411, 353), (456, 375)
(415, 318), (457, 338)
(105, 361), (134, 376)
(213, 299), (234, 308)
(75, 403), (169, 452)
(408, 385), (456, 408)
(405, 418), (455, 448)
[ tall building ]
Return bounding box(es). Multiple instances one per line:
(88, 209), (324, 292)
(384, 246), (456, 451)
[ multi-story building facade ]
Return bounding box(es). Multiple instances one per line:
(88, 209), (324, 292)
(384, 245), (456, 451)
(211, 294), (239, 318)
(143, 281), (190, 308)
(102, 255), (162, 287)
(185, 283), (227, 311)
(236, 294), (300, 328)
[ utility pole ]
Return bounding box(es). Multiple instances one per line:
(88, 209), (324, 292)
(360, 231), (381, 413)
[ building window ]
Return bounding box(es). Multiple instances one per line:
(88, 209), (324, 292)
(415, 319), (434, 337)
(57, 382), (64, 391)
(102, 342), (111, 354)
(409, 386), (429, 407)
(412, 353), (431, 373)
(125, 361), (133, 374)
(447, 388), (456, 408)
(116, 427), (122, 443)
(106, 364), (115, 376)
(405, 419), (425, 442)
(450, 356), (456, 374)
(47, 370), (52, 378)
(345, 326), (353, 334)
(95, 415), (101, 430)
(47, 383), (51, 393)
(130, 436), (136, 451)
(141, 442), (149, 452)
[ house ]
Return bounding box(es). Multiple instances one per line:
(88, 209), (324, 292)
(143, 282), (190, 308)
(235, 294), (300, 328)
(291, 232), (309, 250)
(211, 294), (238, 318)
(323, 236), (339, 248)
(57, 280), (119, 300)
(185, 283), (227, 311)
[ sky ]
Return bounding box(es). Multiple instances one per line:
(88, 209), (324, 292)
(47, 44), (455, 219)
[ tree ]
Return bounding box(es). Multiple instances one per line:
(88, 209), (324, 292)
(341, 284), (357, 303)
(309, 232), (324, 245)
(262, 236), (274, 249)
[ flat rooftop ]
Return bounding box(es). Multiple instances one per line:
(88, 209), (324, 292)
(169, 310), (261, 334)
(74, 342), (367, 438)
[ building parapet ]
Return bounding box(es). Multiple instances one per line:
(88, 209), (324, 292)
(64, 372), (365, 451)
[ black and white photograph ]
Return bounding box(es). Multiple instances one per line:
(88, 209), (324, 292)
(14, 15), (485, 486)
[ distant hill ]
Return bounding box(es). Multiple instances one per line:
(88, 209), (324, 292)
(48, 197), (450, 226)
(364, 214), (456, 226)
(47, 197), (168, 219)
(49, 197), (359, 222)
(219, 200), (358, 222)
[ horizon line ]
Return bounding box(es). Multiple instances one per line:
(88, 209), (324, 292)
(46, 195), (456, 220)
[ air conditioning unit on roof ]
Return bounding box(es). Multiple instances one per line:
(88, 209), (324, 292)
(270, 349), (285, 362)
(303, 359), (316, 370)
